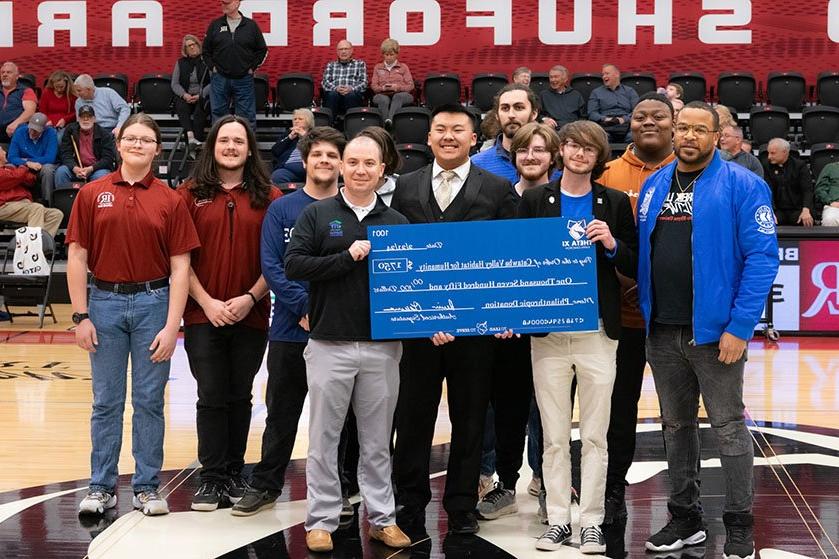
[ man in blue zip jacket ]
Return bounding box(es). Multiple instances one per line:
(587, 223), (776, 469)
(636, 102), (778, 559)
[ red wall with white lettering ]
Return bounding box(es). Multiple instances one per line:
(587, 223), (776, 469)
(2, 1), (839, 94)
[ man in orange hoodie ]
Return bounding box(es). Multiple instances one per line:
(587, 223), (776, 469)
(0, 145), (62, 236)
(597, 92), (675, 523)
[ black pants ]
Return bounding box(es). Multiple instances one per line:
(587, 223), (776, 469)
(775, 208), (803, 226)
(490, 335), (533, 489)
(184, 322), (268, 483)
(175, 96), (208, 141)
(249, 340), (352, 496)
(394, 336), (494, 515)
(606, 327), (647, 487)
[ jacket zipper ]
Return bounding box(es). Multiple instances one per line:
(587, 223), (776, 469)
(227, 200), (234, 242)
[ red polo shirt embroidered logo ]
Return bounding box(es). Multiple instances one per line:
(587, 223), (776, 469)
(96, 192), (115, 208)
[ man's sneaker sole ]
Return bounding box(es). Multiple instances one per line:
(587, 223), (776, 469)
(191, 501), (220, 512)
(645, 530), (707, 552)
(132, 495), (169, 516)
(476, 502), (518, 520)
(78, 494), (117, 515)
(230, 500), (276, 517)
(723, 551), (755, 559)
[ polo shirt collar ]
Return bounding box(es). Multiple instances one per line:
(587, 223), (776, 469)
(113, 168), (156, 189)
(493, 134), (512, 162)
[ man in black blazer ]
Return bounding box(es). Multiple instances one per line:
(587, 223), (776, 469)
(391, 104), (517, 535)
(518, 120), (637, 554)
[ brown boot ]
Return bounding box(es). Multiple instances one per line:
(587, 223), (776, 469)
(306, 529), (333, 552)
(370, 524), (411, 548)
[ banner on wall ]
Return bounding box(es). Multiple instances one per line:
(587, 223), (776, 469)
(2, 1), (839, 88)
(763, 239), (839, 333)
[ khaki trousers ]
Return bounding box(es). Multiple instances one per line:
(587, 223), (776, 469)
(0, 201), (63, 236)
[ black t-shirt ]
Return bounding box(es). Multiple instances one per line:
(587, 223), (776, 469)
(651, 168), (702, 325)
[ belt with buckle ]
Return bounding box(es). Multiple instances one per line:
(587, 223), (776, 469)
(92, 277), (169, 294)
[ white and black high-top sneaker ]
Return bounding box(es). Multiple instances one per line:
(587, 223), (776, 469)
(580, 525), (606, 554)
(535, 523), (572, 551)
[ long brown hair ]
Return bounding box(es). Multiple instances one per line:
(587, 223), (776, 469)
(189, 115), (272, 209)
(46, 70), (74, 101)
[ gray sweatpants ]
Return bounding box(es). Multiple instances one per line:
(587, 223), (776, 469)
(303, 339), (402, 532)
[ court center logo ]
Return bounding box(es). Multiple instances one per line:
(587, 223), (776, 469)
(755, 204), (776, 234)
(96, 192), (115, 209)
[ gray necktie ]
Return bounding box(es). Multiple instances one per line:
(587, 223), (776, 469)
(436, 170), (456, 211)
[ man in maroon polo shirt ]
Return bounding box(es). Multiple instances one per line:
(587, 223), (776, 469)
(178, 115), (281, 511)
(68, 113), (200, 517)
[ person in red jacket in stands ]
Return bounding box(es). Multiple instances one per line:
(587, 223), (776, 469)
(40, 71), (77, 132)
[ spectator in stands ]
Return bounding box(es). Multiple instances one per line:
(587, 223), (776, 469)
(540, 65), (586, 130)
(588, 64), (638, 142)
(471, 84), (540, 183)
(357, 126), (401, 206)
(40, 71), (77, 133)
(178, 115), (279, 512)
(270, 108), (314, 185)
(764, 137), (814, 227)
(0, 146), (62, 236)
(0, 62), (37, 144)
(714, 105), (736, 131)
(54, 105), (116, 196)
(741, 138), (753, 154)
(663, 83), (684, 113)
(203, 0), (268, 130)
(172, 34), (210, 146)
(321, 40), (367, 119)
(719, 125), (764, 178)
(815, 162), (839, 226)
(371, 38), (414, 128)
(73, 74), (131, 135)
(68, 113), (200, 518)
(598, 92), (675, 525)
(512, 67), (532, 86)
(8, 113), (58, 203)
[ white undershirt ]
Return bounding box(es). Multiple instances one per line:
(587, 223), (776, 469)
(341, 188), (377, 221)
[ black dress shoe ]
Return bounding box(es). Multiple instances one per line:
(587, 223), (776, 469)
(447, 511), (479, 535)
(396, 506), (425, 530)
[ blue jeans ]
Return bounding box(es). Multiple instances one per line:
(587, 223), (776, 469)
(322, 90), (364, 117)
(646, 323), (754, 516)
(210, 72), (256, 130)
(54, 165), (110, 192)
(88, 285), (171, 493)
(527, 396), (543, 478)
(480, 406), (495, 477)
(270, 162), (305, 185)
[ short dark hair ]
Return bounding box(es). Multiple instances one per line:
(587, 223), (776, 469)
(557, 120), (611, 180)
(189, 115), (273, 209)
(492, 83), (540, 117)
(298, 126), (347, 161)
(682, 101), (720, 130)
(635, 92), (674, 117)
(118, 112), (161, 145)
(431, 104), (476, 131)
(357, 126), (401, 175)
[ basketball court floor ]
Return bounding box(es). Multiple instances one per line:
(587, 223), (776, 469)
(0, 306), (837, 558)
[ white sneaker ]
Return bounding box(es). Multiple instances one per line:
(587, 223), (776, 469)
(527, 476), (541, 497)
(132, 490), (169, 516)
(78, 490), (117, 515)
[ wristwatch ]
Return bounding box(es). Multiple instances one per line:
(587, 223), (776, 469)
(72, 312), (90, 325)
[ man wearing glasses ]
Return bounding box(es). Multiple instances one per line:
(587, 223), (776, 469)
(637, 102), (778, 559)
(517, 120), (637, 554)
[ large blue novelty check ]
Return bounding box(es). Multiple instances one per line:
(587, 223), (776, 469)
(368, 217), (599, 339)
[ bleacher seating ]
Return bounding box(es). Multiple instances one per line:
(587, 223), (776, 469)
(717, 72), (756, 113)
(135, 73), (173, 114)
(810, 143), (839, 180)
(471, 73), (508, 112)
(275, 73), (315, 113)
(94, 73), (130, 101)
(766, 71), (807, 112)
(669, 72), (706, 103)
(397, 144), (433, 173)
(529, 73), (550, 97)
(392, 107), (431, 145)
(254, 73), (272, 116)
(423, 74), (461, 110)
(344, 107), (383, 139)
(621, 73), (657, 96)
(749, 105), (790, 146)
(802, 106), (839, 146)
(816, 71), (839, 108)
(570, 73), (603, 104)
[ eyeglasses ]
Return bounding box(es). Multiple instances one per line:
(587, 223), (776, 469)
(120, 136), (158, 146)
(563, 141), (598, 156)
(515, 146), (550, 157)
(674, 124), (717, 137)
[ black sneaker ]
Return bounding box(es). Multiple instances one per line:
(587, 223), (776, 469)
(448, 511), (479, 535)
(646, 512), (707, 552)
(230, 488), (278, 516)
(604, 482), (628, 524)
(723, 512), (755, 559)
(226, 473), (250, 504)
(580, 525), (607, 554)
(535, 523), (572, 551)
(191, 481), (225, 512)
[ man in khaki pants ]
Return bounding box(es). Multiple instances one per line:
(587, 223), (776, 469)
(0, 146), (62, 236)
